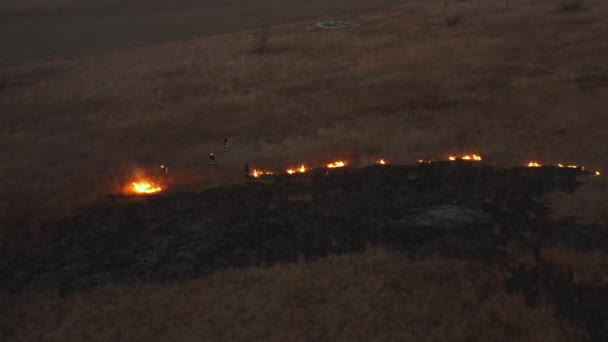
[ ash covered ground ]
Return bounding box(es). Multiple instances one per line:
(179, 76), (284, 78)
(2, 162), (607, 339)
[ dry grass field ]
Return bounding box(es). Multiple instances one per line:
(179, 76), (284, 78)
(2, 0), (608, 230)
(0, 0), (404, 64)
(1, 248), (585, 341)
(1, 1), (608, 340)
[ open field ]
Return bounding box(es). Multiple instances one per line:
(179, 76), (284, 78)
(1, 249), (584, 341)
(2, 1), (608, 340)
(2, 0), (608, 228)
(0, 0), (405, 64)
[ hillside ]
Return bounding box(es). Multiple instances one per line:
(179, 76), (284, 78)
(1, 0), (608, 340)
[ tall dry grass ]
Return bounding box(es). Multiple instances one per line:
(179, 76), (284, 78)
(1, 0), (608, 229)
(1, 248), (584, 341)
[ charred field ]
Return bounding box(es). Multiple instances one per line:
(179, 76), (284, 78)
(3, 162), (608, 339)
(2, 0), (608, 340)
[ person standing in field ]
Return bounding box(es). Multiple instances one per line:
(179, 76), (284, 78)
(209, 153), (215, 166)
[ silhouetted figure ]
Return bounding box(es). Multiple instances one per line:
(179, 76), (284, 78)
(160, 164), (169, 176)
(244, 163), (250, 179)
(224, 137), (229, 151)
(209, 153), (215, 166)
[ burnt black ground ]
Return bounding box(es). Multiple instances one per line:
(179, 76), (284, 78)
(1, 162), (607, 339)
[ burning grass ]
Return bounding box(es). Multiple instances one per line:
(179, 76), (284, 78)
(326, 160), (347, 168)
(1, 0), (608, 229)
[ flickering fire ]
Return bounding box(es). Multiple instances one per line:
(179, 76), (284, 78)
(462, 154), (482, 161)
(449, 154), (482, 161)
(595, 171), (601, 176)
(286, 164), (307, 175)
(252, 169), (274, 178)
(528, 161), (542, 168)
(327, 161), (347, 168)
(130, 181), (162, 194)
(417, 159), (434, 164)
(377, 159), (387, 165)
(558, 163), (579, 169)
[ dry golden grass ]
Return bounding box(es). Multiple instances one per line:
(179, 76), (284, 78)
(541, 247), (608, 286)
(1, 0), (607, 225)
(1, 248), (584, 341)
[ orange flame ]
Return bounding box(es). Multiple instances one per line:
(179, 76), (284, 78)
(286, 164), (307, 175)
(462, 154), (482, 161)
(130, 181), (162, 194)
(558, 163), (579, 169)
(327, 161), (347, 168)
(449, 154), (482, 161)
(377, 159), (386, 165)
(594, 171), (601, 176)
(252, 169), (274, 178)
(528, 161), (542, 168)
(418, 159), (434, 164)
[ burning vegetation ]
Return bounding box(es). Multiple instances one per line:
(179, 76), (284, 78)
(449, 154), (482, 161)
(128, 181), (163, 195)
(251, 169), (274, 178)
(120, 153), (601, 193)
(286, 165), (308, 175)
(326, 161), (347, 168)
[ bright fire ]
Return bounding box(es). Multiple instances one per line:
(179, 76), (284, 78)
(252, 169), (274, 178)
(528, 161), (542, 168)
(463, 154), (482, 161)
(558, 163), (579, 169)
(286, 164), (307, 175)
(130, 181), (162, 194)
(449, 154), (482, 161)
(327, 161), (347, 168)
(377, 159), (386, 165)
(595, 171), (601, 176)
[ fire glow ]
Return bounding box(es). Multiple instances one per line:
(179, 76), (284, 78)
(286, 164), (307, 175)
(527, 162), (542, 167)
(418, 159), (434, 164)
(377, 159), (387, 165)
(327, 161), (347, 168)
(129, 181), (162, 195)
(449, 154), (482, 161)
(252, 169), (274, 178)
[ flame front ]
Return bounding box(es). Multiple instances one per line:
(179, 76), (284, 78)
(558, 163), (579, 169)
(327, 161), (347, 168)
(449, 154), (482, 161)
(377, 159), (386, 165)
(131, 181), (162, 194)
(528, 161), (542, 167)
(595, 171), (601, 176)
(252, 169), (273, 178)
(462, 154), (482, 161)
(286, 164), (307, 175)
